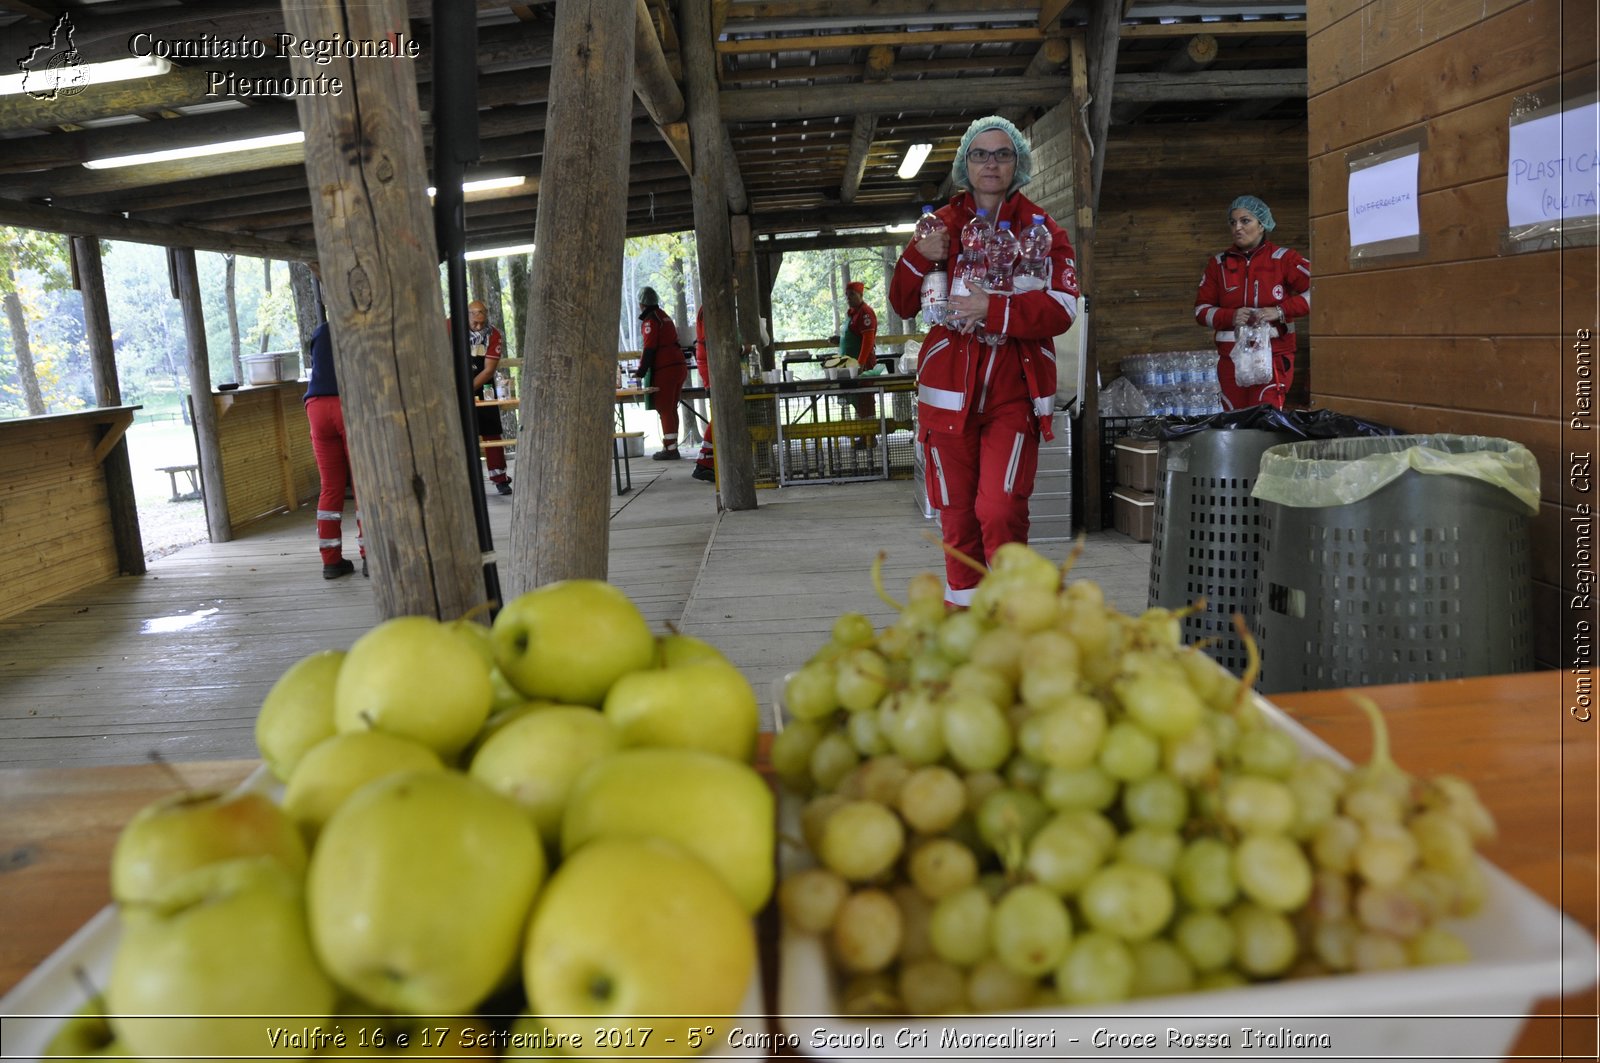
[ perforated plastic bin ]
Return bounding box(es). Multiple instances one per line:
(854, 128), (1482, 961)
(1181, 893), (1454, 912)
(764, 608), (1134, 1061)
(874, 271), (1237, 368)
(1147, 428), (1295, 672)
(1252, 435), (1537, 694)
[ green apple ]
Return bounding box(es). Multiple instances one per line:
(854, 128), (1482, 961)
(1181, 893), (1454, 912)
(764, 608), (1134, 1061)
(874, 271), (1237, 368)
(255, 649), (345, 782)
(42, 997), (121, 1059)
(334, 616), (493, 761)
(283, 731), (445, 840)
(464, 698), (591, 761)
(110, 789), (307, 905)
(655, 632), (731, 668)
(491, 580), (655, 706)
(602, 660), (760, 763)
(561, 747), (774, 914)
(308, 770), (544, 1015)
(524, 838), (755, 1054)
(107, 857), (337, 1059)
(468, 706), (619, 848)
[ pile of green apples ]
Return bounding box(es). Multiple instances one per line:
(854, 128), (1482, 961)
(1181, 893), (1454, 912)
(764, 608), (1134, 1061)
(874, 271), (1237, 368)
(53, 580), (773, 1060)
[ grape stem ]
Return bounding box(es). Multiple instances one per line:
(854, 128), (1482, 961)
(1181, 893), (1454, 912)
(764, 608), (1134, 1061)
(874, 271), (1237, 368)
(1059, 534), (1087, 584)
(1348, 694), (1395, 776)
(1230, 612), (1261, 717)
(923, 531), (988, 575)
(870, 551), (904, 611)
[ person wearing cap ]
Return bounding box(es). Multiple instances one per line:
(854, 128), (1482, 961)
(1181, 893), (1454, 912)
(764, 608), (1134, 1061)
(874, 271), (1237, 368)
(450, 299), (512, 495)
(635, 287), (687, 459)
(838, 280), (880, 440)
(1194, 194), (1311, 410)
(889, 115), (1080, 608)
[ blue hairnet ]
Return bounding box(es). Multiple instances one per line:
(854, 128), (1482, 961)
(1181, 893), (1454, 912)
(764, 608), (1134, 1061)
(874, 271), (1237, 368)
(1229, 195), (1276, 231)
(952, 116), (1034, 195)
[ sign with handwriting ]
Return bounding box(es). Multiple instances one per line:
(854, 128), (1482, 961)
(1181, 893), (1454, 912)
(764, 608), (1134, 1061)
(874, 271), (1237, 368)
(1348, 149), (1420, 247)
(1507, 101), (1599, 226)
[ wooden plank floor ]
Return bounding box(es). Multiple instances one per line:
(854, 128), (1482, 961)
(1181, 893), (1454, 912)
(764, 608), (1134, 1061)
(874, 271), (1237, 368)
(0, 454), (1151, 768)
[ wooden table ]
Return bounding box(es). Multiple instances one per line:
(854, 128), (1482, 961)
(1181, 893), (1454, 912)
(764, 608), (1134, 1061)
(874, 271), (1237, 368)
(1, 674), (1594, 1059)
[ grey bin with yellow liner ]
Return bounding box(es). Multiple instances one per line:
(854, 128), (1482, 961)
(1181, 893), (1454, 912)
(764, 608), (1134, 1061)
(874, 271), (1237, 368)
(1250, 434), (1540, 694)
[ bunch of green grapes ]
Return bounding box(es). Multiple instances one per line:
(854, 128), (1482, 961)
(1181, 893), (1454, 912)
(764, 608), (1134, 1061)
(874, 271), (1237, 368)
(770, 542), (1497, 1015)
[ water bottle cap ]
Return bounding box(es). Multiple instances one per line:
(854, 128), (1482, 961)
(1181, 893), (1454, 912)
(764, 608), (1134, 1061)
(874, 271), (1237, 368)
(922, 204), (934, 213)
(997, 221), (1011, 229)
(1032, 214), (1044, 224)
(975, 208), (988, 217)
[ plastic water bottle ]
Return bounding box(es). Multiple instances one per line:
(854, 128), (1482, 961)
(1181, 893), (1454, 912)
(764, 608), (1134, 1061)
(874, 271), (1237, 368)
(1014, 214), (1052, 292)
(984, 221), (1019, 293)
(950, 208), (992, 300)
(912, 205), (949, 326)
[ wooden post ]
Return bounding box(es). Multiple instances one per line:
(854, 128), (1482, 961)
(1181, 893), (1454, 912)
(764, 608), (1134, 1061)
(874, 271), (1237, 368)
(507, 0), (639, 591)
(288, 260), (323, 356)
(169, 246), (232, 544)
(730, 214), (767, 371)
(1085, 0), (1122, 211)
(71, 234), (144, 574)
(683, 0), (756, 511)
(1070, 35), (1103, 532)
(282, 0), (485, 620)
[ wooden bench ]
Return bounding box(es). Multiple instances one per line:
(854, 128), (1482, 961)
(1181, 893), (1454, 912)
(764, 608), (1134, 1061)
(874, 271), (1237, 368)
(155, 464), (201, 503)
(613, 431), (644, 494)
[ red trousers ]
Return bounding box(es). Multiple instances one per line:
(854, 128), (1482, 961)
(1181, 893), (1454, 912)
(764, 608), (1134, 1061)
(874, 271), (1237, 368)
(651, 361), (688, 445)
(922, 398), (1039, 605)
(306, 396), (364, 566)
(1217, 346), (1294, 411)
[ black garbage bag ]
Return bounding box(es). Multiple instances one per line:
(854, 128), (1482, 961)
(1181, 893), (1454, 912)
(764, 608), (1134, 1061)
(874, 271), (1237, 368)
(1158, 404), (1404, 441)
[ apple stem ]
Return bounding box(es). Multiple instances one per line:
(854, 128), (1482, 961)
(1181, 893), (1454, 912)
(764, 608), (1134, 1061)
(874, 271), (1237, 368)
(145, 750), (188, 792)
(457, 600), (498, 624)
(70, 964), (100, 1002)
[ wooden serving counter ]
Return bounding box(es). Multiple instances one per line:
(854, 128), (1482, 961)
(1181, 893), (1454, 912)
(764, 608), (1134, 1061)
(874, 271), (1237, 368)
(208, 381), (319, 531)
(0, 406), (140, 621)
(0, 672), (1594, 1059)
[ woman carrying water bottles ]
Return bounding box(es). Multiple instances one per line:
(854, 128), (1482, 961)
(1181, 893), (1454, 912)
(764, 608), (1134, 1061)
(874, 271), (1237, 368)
(889, 115), (1081, 608)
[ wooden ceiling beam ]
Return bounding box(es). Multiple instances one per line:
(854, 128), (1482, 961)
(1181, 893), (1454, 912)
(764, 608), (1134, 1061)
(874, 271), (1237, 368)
(56, 165), (309, 214)
(720, 75), (1070, 122)
(0, 101), (297, 174)
(723, 0), (1042, 22)
(751, 201), (915, 236)
(0, 195), (313, 258)
(0, 63), (283, 133)
(1112, 68), (1306, 103)
(1119, 20), (1306, 38)
(839, 43), (894, 205)
(721, 54), (1030, 84)
(0, 1), (63, 20)
(756, 230), (906, 253)
(4, 141), (306, 199)
(717, 27), (1046, 54)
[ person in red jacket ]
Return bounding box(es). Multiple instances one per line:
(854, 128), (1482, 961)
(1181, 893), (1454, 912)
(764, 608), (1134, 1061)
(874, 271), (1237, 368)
(889, 115), (1080, 607)
(840, 281), (880, 434)
(692, 305), (717, 482)
(448, 300), (512, 495)
(1193, 194), (1311, 410)
(635, 287), (687, 460)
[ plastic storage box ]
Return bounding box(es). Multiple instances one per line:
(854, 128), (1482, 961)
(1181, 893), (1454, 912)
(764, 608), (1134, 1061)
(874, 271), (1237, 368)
(1114, 437), (1159, 492)
(1111, 486), (1155, 542)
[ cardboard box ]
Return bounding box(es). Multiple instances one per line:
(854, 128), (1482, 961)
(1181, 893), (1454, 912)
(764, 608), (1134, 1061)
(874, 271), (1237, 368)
(1115, 437), (1160, 493)
(1112, 486), (1156, 542)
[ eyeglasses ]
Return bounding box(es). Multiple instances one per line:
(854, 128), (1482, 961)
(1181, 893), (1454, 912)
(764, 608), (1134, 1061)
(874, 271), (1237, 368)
(966, 147), (1017, 165)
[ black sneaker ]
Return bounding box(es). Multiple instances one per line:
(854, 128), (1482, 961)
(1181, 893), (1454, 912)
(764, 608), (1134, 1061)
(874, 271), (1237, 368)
(651, 449), (682, 460)
(496, 481), (513, 495)
(361, 557), (369, 578)
(322, 559), (355, 580)
(692, 465), (716, 482)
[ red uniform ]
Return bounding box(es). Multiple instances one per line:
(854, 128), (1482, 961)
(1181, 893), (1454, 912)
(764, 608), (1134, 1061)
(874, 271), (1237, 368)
(639, 306), (687, 451)
(890, 190), (1079, 605)
(843, 302), (878, 371)
(1193, 239), (1311, 410)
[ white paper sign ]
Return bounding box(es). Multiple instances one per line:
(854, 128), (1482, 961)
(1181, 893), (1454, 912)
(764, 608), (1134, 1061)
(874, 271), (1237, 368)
(1348, 150), (1421, 247)
(1507, 101), (1600, 226)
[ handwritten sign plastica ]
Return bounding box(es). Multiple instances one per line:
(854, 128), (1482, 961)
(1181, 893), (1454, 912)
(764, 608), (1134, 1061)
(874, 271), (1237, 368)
(1507, 100), (1600, 227)
(1348, 150), (1421, 248)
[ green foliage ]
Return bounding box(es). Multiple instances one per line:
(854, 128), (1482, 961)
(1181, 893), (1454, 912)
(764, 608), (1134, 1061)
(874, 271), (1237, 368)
(0, 226), (71, 294)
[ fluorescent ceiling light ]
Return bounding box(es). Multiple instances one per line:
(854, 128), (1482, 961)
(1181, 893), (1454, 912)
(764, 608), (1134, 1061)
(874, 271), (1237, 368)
(897, 142), (933, 180)
(427, 176), (528, 198)
(466, 242), (536, 260)
(0, 54), (170, 98)
(84, 130), (304, 169)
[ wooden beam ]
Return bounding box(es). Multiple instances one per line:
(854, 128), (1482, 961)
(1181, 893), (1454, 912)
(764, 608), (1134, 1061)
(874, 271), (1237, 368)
(70, 234), (145, 575)
(0, 1), (62, 21)
(684, 0), (756, 511)
(634, 0), (686, 126)
(0, 102), (298, 175)
(725, 0), (1034, 18)
(840, 44), (894, 205)
(730, 213), (766, 369)
(170, 246), (233, 544)
(509, 0), (640, 589)
(752, 201), (914, 235)
(659, 121), (694, 173)
(717, 27), (1044, 54)
(0, 65), (256, 133)
(1000, 34), (1071, 127)
(4, 142), (306, 200)
(1085, 0), (1120, 212)
(0, 196), (312, 257)
(1039, 0), (1078, 29)
(1069, 33), (1101, 533)
(1112, 68), (1307, 103)
(284, 0), (485, 620)
(722, 127), (749, 214)
(1119, 19), (1306, 38)
(1113, 33), (1217, 124)
(720, 76), (1070, 122)
(756, 230), (904, 253)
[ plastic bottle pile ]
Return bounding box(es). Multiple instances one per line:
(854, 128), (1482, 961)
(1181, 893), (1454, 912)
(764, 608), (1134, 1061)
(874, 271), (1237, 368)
(1120, 351), (1224, 418)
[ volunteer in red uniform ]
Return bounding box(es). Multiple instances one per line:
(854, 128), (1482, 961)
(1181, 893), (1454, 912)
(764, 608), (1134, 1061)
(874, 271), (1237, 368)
(889, 115), (1080, 607)
(635, 287), (687, 460)
(1193, 194), (1311, 410)
(692, 306), (716, 482)
(841, 281), (880, 429)
(449, 300), (512, 495)
(303, 318), (366, 580)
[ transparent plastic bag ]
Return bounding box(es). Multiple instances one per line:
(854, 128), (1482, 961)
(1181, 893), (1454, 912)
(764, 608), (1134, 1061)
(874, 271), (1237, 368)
(1099, 375), (1152, 418)
(1232, 321), (1273, 387)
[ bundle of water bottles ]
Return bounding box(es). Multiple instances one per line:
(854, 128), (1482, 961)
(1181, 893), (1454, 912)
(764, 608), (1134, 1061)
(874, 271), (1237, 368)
(1121, 350), (1225, 418)
(912, 205), (1052, 342)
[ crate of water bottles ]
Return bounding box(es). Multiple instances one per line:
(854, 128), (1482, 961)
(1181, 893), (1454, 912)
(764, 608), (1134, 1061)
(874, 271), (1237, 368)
(1120, 349), (1222, 418)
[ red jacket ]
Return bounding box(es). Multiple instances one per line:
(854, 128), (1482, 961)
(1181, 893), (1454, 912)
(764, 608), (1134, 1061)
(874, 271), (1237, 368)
(1193, 239), (1311, 359)
(843, 302), (878, 371)
(639, 306), (684, 377)
(890, 190), (1078, 440)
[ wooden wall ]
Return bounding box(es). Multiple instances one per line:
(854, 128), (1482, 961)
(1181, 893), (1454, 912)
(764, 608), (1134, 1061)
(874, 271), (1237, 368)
(1097, 122), (1312, 399)
(0, 410), (134, 620)
(211, 383), (319, 531)
(1306, 0), (1598, 668)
